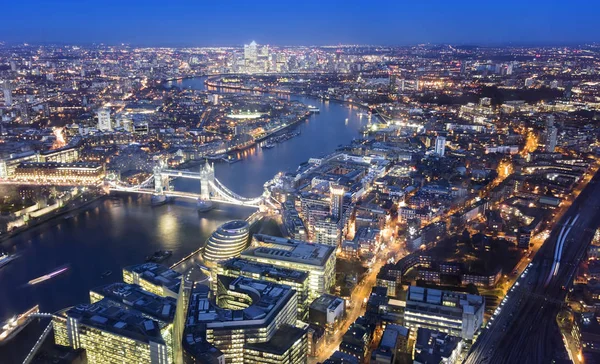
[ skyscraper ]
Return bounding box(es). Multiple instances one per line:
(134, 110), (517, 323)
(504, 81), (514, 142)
(244, 41), (258, 73)
(329, 183), (345, 221)
(2, 81), (12, 107)
(435, 136), (446, 157)
(544, 115), (557, 152)
(97, 108), (112, 131)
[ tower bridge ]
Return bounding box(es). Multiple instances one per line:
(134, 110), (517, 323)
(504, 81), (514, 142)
(109, 160), (266, 208)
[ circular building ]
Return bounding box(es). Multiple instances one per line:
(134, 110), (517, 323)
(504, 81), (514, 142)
(203, 220), (250, 265)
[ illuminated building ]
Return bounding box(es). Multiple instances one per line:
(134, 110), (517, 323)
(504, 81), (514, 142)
(413, 328), (462, 364)
(203, 220), (250, 266)
(329, 183), (345, 221)
(215, 257), (310, 319)
(243, 325), (308, 364)
(244, 234), (336, 300)
(53, 298), (173, 364)
(122, 263), (182, 298)
(89, 282), (183, 361)
(0, 147), (79, 178)
(183, 276), (305, 363)
(13, 162), (105, 184)
(312, 215), (342, 247)
(308, 294), (345, 336)
(435, 136), (446, 157)
(2, 81), (12, 106)
(543, 115), (558, 152)
(371, 324), (410, 363)
(97, 108), (112, 131)
(403, 286), (484, 340)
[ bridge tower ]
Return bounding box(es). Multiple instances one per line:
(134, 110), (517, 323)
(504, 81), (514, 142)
(153, 164), (169, 194)
(199, 159), (214, 200)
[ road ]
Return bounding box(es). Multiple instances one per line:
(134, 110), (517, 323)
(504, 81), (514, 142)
(310, 243), (406, 364)
(465, 167), (600, 364)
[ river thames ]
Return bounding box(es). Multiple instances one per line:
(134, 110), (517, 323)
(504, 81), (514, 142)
(0, 77), (368, 362)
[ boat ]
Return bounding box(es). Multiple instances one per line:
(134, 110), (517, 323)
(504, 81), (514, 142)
(28, 265), (69, 285)
(308, 105), (320, 113)
(0, 253), (18, 270)
(101, 270), (112, 278)
(197, 199), (214, 212)
(225, 156), (240, 164)
(151, 195), (173, 206)
(63, 213), (75, 220)
(262, 142), (276, 149)
(0, 305), (39, 345)
(145, 250), (173, 263)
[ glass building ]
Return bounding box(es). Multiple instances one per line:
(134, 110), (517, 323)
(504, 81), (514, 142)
(203, 220), (250, 265)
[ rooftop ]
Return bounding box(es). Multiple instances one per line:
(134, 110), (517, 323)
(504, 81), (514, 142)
(218, 257), (308, 284)
(186, 275), (295, 329)
(124, 262), (182, 294)
(244, 325), (306, 355)
(246, 234), (335, 267)
(61, 298), (168, 344)
(310, 294), (345, 312)
(90, 282), (176, 322)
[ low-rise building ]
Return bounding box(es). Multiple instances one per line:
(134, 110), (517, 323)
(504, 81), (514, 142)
(403, 286), (484, 340)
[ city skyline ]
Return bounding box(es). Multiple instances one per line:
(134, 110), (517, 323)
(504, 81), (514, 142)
(2, 4), (600, 363)
(2, 0), (600, 46)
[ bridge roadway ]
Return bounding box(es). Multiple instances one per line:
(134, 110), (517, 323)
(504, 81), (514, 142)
(465, 169), (600, 363)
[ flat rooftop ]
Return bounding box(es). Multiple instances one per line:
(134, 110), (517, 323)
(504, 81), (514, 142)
(187, 275), (295, 329)
(310, 294), (344, 312)
(124, 262), (181, 293)
(407, 286), (484, 313)
(90, 282), (176, 322)
(246, 234), (335, 267)
(62, 299), (168, 344)
(218, 257), (308, 284)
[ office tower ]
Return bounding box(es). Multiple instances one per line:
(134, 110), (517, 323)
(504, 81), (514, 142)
(97, 108), (112, 131)
(243, 41), (258, 73)
(182, 276), (306, 363)
(53, 298), (173, 364)
(2, 81), (12, 106)
(329, 183), (345, 221)
(216, 257), (310, 319)
(244, 41), (258, 63)
(403, 286), (484, 340)
(544, 115), (558, 152)
(203, 220), (250, 266)
(435, 136), (446, 157)
(244, 234), (336, 300)
(10, 60), (16, 72)
(123, 263), (182, 298)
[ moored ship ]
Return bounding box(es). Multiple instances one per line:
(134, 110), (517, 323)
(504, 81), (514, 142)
(145, 250), (173, 263)
(0, 253), (18, 270)
(0, 305), (39, 345)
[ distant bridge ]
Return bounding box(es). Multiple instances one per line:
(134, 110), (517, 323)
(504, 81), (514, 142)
(108, 160), (267, 208)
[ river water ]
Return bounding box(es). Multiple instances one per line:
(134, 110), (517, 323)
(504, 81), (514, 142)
(0, 76), (367, 361)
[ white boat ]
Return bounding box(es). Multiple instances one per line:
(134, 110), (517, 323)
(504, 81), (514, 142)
(0, 253), (18, 270)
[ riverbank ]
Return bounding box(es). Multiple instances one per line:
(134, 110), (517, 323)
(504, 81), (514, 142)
(204, 76), (386, 124)
(0, 192), (106, 245)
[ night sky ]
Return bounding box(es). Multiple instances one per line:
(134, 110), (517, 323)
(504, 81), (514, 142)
(2, 0), (599, 46)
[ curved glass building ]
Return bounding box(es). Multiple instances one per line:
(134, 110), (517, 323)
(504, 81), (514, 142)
(203, 220), (250, 265)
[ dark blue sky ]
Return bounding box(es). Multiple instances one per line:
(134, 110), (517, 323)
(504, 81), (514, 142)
(2, 0), (599, 46)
